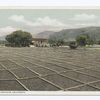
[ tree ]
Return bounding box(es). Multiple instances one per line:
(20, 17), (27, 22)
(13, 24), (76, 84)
(48, 37), (57, 47)
(87, 39), (94, 45)
(48, 37), (64, 47)
(76, 34), (92, 46)
(56, 39), (64, 46)
(6, 30), (33, 47)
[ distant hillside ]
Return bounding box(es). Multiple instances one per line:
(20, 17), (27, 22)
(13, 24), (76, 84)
(49, 26), (100, 41)
(0, 36), (6, 41)
(1, 26), (100, 42)
(35, 31), (55, 39)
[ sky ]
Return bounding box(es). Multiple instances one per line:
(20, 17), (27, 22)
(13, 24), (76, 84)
(0, 9), (100, 37)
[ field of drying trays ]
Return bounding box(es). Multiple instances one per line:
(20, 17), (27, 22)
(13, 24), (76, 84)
(0, 47), (100, 91)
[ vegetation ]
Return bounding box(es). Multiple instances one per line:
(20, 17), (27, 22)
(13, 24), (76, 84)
(69, 41), (78, 49)
(5, 30), (33, 47)
(48, 37), (64, 47)
(48, 27), (100, 42)
(3, 28), (98, 48)
(49, 33), (95, 49)
(97, 40), (100, 45)
(56, 39), (64, 46)
(76, 34), (94, 46)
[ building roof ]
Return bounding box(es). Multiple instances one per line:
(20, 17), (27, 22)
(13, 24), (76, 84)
(33, 38), (48, 41)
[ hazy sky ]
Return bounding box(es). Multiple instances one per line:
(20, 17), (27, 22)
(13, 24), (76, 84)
(0, 9), (100, 36)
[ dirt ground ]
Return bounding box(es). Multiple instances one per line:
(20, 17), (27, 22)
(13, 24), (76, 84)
(0, 47), (100, 91)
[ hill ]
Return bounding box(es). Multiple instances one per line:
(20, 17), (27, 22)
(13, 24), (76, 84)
(49, 26), (100, 41)
(36, 27), (100, 42)
(35, 31), (55, 39)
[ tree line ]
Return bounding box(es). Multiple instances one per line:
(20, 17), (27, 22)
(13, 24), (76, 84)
(48, 34), (97, 49)
(4, 30), (99, 48)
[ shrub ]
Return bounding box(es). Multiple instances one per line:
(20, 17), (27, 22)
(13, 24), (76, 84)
(69, 41), (78, 49)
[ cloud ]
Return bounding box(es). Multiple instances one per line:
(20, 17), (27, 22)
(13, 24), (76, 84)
(70, 13), (98, 21)
(0, 26), (17, 37)
(9, 15), (24, 22)
(8, 15), (34, 26)
(9, 15), (66, 28)
(8, 14), (100, 34)
(33, 16), (66, 27)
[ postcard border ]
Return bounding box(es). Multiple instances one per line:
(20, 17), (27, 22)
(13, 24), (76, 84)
(0, 6), (100, 96)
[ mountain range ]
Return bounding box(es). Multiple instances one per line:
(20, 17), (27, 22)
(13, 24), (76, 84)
(1, 26), (100, 42)
(34, 31), (55, 38)
(36, 26), (100, 41)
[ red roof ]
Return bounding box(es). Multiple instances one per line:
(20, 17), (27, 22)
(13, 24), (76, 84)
(33, 38), (48, 41)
